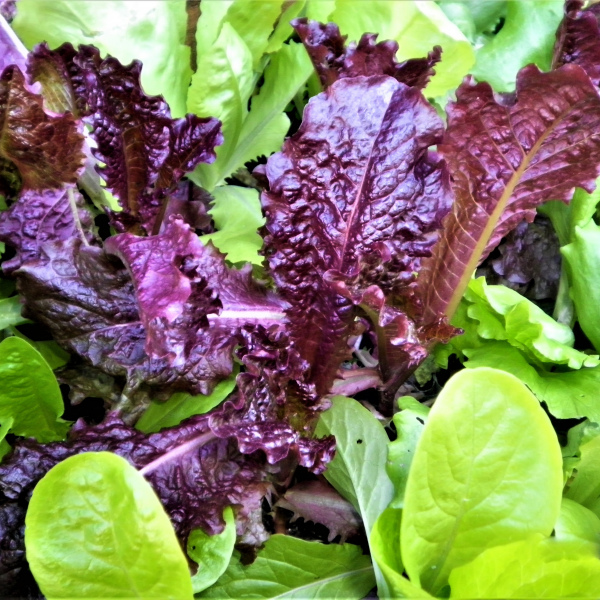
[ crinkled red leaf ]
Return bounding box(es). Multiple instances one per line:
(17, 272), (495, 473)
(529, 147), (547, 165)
(261, 76), (451, 393)
(553, 0), (600, 86)
(0, 187), (95, 274)
(0, 66), (85, 195)
(26, 43), (222, 233)
(419, 64), (600, 327)
(292, 18), (441, 90)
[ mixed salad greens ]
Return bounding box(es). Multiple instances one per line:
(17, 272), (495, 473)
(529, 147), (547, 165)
(2, 0), (600, 598)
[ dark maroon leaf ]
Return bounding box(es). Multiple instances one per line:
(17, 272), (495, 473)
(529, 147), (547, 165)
(0, 187), (95, 274)
(553, 0), (600, 86)
(261, 76), (451, 393)
(292, 18), (441, 90)
(419, 64), (600, 328)
(26, 43), (223, 233)
(0, 66), (85, 195)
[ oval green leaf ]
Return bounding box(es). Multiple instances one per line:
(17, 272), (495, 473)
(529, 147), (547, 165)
(401, 368), (563, 594)
(25, 452), (194, 599)
(0, 336), (70, 442)
(448, 535), (600, 598)
(188, 506), (236, 594)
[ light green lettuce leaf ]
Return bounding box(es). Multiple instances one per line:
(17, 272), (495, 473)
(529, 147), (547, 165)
(464, 342), (600, 422)
(200, 186), (265, 266)
(188, 22), (254, 192)
(386, 396), (429, 509)
(200, 534), (375, 599)
(439, 0), (505, 41)
(448, 535), (600, 599)
(136, 371), (237, 433)
(471, 1), (564, 92)
(265, 0), (306, 54)
(8, 326), (70, 370)
(555, 498), (600, 545)
(12, 0), (191, 117)
(564, 425), (600, 517)
(562, 420), (600, 487)
(224, 0), (286, 68)
(220, 41), (313, 182)
(315, 396), (395, 597)
(25, 452), (194, 599)
(401, 368), (563, 595)
(329, 0), (475, 97)
(371, 508), (435, 599)
(188, 507), (236, 594)
(0, 296), (28, 330)
(0, 337), (70, 442)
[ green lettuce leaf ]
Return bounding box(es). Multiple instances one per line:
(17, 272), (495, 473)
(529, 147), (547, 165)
(464, 342), (600, 422)
(448, 535), (600, 599)
(386, 396), (429, 509)
(315, 396), (394, 596)
(0, 416), (13, 462)
(188, 506), (236, 594)
(12, 0), (191, 117)
(471, 0), (564, 92)
(0, 296), (28, 330)
(25, 452), (194, 599)
(200, 535), (375, 599)
(199, 187), (265, 266)
(0, 336), (70, 442)
(136, 371), (237, 433)
(555, 498), (600, 545)
(401, 368), (563, 594)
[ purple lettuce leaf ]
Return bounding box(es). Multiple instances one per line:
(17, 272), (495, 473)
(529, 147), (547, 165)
(260, 75), (452, 393)
(274, 479), (361, 542)
(478, 216), (561, 301)
(0, 187), (95, 274)
(418, 64), (600, 329)
(0, 65), (85, 196)
(0, 401), (335, 597)
(292, 18), (441, 90)
(553, 0), (600, 86)
(26, 43), (222, 233)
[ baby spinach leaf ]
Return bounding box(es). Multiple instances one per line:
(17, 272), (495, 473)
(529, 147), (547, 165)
(555, 498), (600, 545)
(188, 506), (236, 594)
(200, 534), (375, 599)
(200, 186), (265, 266)
(472, 0), (564, 92)
(0, 336), (70, 442)
(386, 396), (429, 509)
(12, 0), (191, 117)
(25, 451), (194, 599)
(448, 535), (600, 599)
(315, 396), (394, 597)
(136, 372), (237, 433)
(401, 368), (563, 595)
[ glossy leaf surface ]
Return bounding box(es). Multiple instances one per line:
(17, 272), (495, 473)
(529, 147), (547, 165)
(401, 368), (563, 594)
(25, 452), (194, 599)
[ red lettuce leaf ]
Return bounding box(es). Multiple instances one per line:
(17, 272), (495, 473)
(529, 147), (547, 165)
(0, 65), (85, 196)
(419, 64), (600, 327)
(26, 43), (223, 233)
(260, 75), (451, 392)
(292, 18), (441, 90)
(0, 187), (95, 274)
(0, 13), (26, 73)
(553, 0), (600, 86)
